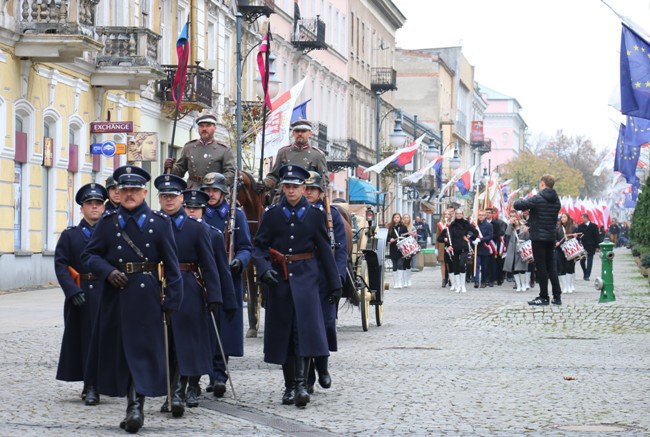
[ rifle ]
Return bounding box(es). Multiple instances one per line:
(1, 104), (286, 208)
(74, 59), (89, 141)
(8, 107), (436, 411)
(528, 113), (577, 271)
(226, 167), (239, 262)
(322, 193), (336, 250)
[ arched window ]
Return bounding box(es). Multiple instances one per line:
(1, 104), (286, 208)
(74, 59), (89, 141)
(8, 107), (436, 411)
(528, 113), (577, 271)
(14, 100), (35, 252)
(42, 109), (61, 251)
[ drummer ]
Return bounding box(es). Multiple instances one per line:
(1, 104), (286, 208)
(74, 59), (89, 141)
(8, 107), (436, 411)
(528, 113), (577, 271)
(555, 212), (579, 294)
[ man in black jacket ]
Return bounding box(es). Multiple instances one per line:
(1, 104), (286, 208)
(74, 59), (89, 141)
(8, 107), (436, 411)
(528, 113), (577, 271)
(577, 213), (600, 281)
(513, 175), (562, 306)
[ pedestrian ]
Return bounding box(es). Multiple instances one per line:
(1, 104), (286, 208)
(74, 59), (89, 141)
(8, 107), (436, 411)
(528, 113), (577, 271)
(82, 165), (184, 434)
(513, 174), (562, 306)
(54, 183), (107, 406)
(473, 209), (494, 289)
(165, 114), (236, 188)
(104, 176), (121, 212)
(402, 213), (418, 285)
(303, 171), (348, 394)
(556, 212), (579, 293)
(435, 206), (455, 288)
(154, 175), (223, 415)
(200, 172), (252, 397)
(502, 210), (530, 292)
(257, 119), (328, 193)
(387, 212), (408, 289)
(253, 164), (342, 408)
(441, 208), (477, 293)
(576, 213), (600, 281)
(609, 219), (620, 247)
(489, 207), (507, 286)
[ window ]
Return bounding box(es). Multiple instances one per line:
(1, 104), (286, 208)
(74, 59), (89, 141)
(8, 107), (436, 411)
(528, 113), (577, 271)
(14, 116), (25, 251)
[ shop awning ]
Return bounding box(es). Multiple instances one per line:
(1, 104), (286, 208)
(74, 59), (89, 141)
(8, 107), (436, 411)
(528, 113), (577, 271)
(349, 178), (384, 205)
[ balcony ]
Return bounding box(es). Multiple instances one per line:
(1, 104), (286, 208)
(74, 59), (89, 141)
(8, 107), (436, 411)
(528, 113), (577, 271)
(291, 17), (327, 54)
(91, 27), (165, 90)
(237, 0), (275, 23)
(155, 63), (213, 118)
(315, 122), (327, 151)
(15, 0), (104, 61)
(371, 67), (397, 93)
(327, 139), (359, 172)
(472, 139), (492, 154)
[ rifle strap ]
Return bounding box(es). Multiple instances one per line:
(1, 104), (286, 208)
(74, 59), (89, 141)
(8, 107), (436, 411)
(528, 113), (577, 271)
(113, 215), (147, 261)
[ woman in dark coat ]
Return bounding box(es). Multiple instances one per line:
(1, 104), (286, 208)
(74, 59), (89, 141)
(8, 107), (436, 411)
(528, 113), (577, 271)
(445, 209), (477, 293)
(387, 213), (408, 289)
(503, 210), (530, 292)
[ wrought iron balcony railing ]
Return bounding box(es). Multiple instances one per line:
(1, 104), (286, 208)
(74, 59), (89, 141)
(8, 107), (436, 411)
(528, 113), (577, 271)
(291, 17), (327, 54)
(371, 67), (397, 92)
(95, 27), (161, 67)
(237, 0), (275, 23)
(155, 64), (213, 117)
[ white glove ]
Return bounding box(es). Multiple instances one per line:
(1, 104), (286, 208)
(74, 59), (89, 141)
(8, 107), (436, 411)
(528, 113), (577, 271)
(473, 238), (481, 246)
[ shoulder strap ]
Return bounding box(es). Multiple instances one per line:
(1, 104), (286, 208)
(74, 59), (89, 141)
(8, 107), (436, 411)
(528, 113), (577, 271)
(113, 214), (147, 261)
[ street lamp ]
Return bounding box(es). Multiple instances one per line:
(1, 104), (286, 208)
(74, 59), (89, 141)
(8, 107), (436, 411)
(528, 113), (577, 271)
(450, 146), (461, 170)
(388, 115), (407, 147)
(254, 53), (281, 100)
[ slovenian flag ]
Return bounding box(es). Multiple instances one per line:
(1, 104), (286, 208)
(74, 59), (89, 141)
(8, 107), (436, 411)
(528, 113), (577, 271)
(454, 169), (473, 195)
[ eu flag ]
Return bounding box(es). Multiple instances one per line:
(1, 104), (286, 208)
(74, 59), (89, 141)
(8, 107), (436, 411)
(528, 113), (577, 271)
(620, 24), (650, 119)
(617, 123), (642, 184)
(613, 123), (625, 173)
(624, 115), (650, 148)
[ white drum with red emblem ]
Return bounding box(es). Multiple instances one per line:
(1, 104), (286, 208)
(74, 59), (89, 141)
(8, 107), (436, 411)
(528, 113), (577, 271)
(518, 240), (534, 262)
(397, 236), (421, 259)
(561, 238), (586, 261)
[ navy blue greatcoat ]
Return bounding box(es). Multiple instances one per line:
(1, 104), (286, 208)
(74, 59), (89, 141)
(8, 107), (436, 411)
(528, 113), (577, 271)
(167, 208), (222, 376)
(314, 201), (348, 352)
(82, 202), (183, 397)
(205, 202), (252, 356)
(54, 219), (103, 382)
(253, 196), (342, 364)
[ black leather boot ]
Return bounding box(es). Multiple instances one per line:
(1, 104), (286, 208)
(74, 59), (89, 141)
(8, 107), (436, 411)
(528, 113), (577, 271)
(315, 356), (331, 389)
(186, 376), (200, 408)
(123, 383), (145, 433)
(170, 373), (186, 417)
(281, 358), (295, 405)
(294, 356), (310, 408)
(84, 385), (100, 406)
(306, 359), (316, 394)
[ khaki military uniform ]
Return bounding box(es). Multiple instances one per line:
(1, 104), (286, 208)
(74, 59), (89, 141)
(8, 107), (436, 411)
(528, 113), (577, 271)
(172, 139), (236, 188)
(265, 143), (328, 188)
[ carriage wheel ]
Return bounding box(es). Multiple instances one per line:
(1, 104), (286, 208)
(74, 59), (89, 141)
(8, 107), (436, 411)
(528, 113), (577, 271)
(375, 302), (383, 326)
(359, 259), (370, 332)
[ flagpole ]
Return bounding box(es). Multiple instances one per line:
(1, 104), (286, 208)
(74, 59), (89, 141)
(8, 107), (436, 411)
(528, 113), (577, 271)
(168, 18), (190, 167)
(258, 28), (272, 182)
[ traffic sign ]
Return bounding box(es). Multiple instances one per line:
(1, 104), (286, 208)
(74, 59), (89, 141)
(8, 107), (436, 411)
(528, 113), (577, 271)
(91, 142), (126, 156)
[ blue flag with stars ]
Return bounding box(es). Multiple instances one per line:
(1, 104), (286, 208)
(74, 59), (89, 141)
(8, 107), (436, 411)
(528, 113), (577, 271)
(615, 121), (642, 184)
(613, 123), (625, 174)
(624, 115), (650, 148)
(620, 24), (650, 119)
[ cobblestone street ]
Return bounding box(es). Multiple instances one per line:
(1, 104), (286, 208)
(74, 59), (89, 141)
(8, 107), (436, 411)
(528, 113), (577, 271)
(1, 248), (649, 436)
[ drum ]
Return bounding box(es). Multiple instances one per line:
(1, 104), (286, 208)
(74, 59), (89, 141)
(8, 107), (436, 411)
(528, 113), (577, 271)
(561, 238), (586, 261)
(517, 240), (534, 262)
(397, 236), (421, 259)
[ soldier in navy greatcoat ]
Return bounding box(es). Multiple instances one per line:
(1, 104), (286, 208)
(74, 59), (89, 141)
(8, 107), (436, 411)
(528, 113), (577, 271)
(253, 164), (342, 408)
(200, 172), (252, 398)
(181, 188), (238, 401)
(54, 182), (107, 406)
(154, 174), (222, 415)
(303, 171), (347, 394)
(82, 165), (183, 434)
(104, 176), (121, 212)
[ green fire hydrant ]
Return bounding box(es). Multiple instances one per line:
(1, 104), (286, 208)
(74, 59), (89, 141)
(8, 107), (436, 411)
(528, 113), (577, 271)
(596, 240), (616, 303)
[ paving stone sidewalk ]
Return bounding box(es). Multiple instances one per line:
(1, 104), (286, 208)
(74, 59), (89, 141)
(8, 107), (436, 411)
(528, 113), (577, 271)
(0, 247), (648, 435)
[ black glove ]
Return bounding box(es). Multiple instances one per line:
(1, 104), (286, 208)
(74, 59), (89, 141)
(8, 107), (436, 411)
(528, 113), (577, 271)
(328, 288), (343, 304)
(70, 292), (86, 307)
(261, 269), (279, 287)
(164, 158), (176, 170)
(230, 259), (243, 276)
(107, 270), (128, 288)
(255, 180), (268, 193)
(225, 308), (237, 322)
(207, 302), (221, 314)
(163, 308), (174, 324)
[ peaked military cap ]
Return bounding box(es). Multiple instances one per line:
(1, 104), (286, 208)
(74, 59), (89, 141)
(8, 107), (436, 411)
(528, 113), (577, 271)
(290, 119), (312, 131)
(183, 189), (210, 208)
(113, 165), (151, 189)
(154, 174), (187, 195)
(105, 176), (118, 190)
(279, 164), (310, 185)
(304, 171), (324, 191)
(75, 183), (108, 205)
(201, 172), (228, 194)
(196, 114), (218, 125)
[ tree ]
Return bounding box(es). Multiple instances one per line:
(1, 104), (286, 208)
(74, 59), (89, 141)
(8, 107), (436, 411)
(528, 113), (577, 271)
(502, 150), (583, 197)
(631, 175), (650, 247)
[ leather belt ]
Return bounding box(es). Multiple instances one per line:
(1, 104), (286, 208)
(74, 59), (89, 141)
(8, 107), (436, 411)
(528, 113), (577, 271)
(179, 262), (198, 272)
(118, 262), (158, 274)
(79, 273), (97, 281)
(189, 176), (203, 182)
(285, 252), (314, 262)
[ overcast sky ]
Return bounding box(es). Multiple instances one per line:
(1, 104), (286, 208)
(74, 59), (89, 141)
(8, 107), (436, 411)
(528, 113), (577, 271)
(392, 0), (650, 151)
